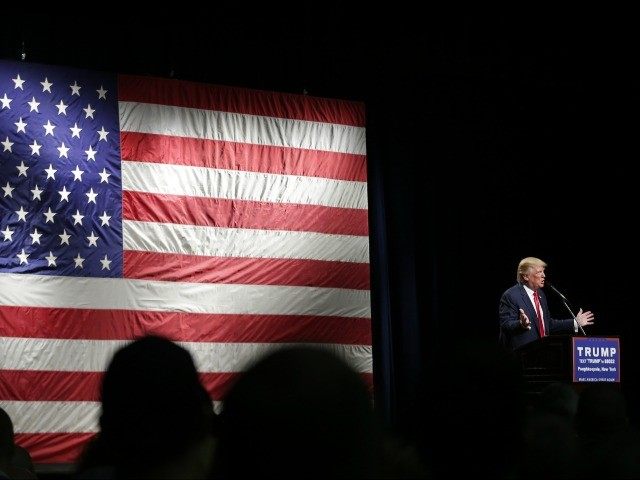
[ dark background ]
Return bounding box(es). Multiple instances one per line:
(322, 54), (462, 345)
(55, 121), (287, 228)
(3, 8), (638, 452)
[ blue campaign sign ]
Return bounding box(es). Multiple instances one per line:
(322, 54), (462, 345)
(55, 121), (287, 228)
(573, 337), (620, 382)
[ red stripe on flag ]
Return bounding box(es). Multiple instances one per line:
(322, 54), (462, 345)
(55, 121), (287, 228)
(15, 433), (95, 464)
(1, 371), (373, 402)
(0, 306), (372, 344)
(0, 371), (235, 401)
(123, 250), (370, 290)
(121, 132), (367, 182)
(118, 76), (366, 127)
(0, 371), (103, 401)
(123, 191), (369, 236)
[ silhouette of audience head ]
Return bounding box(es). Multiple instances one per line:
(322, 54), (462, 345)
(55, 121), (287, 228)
(0, 407), (36, 479)
(215, 346), (376, 478)
(575, 383), (628, 439)
(518, 382), (581, 478)
(574, 384), (640, 477)
(0, 407), (14, 470)
(92, 335), (216, 477)
(536, 381), (579, 419)
(426, 338), (525, 478)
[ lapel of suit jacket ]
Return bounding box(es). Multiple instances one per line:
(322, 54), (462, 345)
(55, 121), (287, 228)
(519, 284), (542, 335)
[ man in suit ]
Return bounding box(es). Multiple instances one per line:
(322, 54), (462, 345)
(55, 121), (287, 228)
(499, 257), (595, 351)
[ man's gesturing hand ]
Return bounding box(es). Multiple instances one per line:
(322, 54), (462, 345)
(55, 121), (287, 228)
(519, 308), (531, 330)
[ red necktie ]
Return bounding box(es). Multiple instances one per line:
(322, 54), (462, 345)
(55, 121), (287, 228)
(533, 291), (545, 337)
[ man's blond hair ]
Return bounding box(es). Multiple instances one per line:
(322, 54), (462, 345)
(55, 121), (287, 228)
(517, 257), (547, 283)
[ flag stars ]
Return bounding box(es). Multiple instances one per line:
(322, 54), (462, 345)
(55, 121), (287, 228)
(16, 161), (29, 177)
(0, 73), (124, 277)
(98, 168), (111, 183)
(70, 81), (81, 96)
(87, 231), (99, 247)
(1, 226), (14, 242)
(70, 123), (82, 138)
(72, 209), (84, 225)
(71, 165), (84, 181)
(97, 85), (107, 99)
(12, 74), (25, 90)
(58, 186), (71, 202)
(0, 93), (12, 109)
(30, 140), (42, 156)
(31, 184), (43, 201)
(2, 182), (14, 198)
(43, 207), (56, 223)
(45, 251), (57, 267)
(86, 188), (98, 204)
(85, 145), (97, 161)
(14, 117), (27, 133)
(83, 104), (95, 119)
(45, 164), (57, 180)
(2, 136), (13, 152)
(30, 228), (43, 245)
(97, 126), (109, 141)
(17, 249), (29, 265)
(15, 206), (28, 222)
(57, 142), (70, 158)
(100, 254), (112, 270)
(43, 120), (56, 136)
(73, 253), (85, 269)
(40, 77), (53, 93)
(55, 100), (68, 115)
(28, 97), (40, 113)
(99, 211), (111, 226)
(58, 229), (71, 245)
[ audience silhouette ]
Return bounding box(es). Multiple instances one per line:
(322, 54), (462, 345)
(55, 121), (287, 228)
(8, 335), (638, 479)
(213, 346), (425, 478)
(424, 338), (525, 478)
(574, 384), (640, 478)
(76, 336), (217, 479)
(0, 407), (36, 479)
(536, 382), (579, 420)
(521, 383), (579, 479)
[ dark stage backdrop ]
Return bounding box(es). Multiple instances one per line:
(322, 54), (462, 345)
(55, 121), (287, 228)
(373, 15), (640, 445)
(2, 9), (638, 453)
(372, 16), (640, 446)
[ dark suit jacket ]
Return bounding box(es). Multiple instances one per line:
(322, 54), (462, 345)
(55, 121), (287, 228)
(499, 284), (574, 351)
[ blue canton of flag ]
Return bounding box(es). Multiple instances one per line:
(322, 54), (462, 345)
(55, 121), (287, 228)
(0, 61), (122, 277)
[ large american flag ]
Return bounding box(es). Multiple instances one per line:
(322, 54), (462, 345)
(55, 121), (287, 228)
(0, 60), (371, 464)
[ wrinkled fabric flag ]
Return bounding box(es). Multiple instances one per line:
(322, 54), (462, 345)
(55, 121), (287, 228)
(0, 59), (371, 463)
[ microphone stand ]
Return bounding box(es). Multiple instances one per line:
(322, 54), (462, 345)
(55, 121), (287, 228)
(559, 299), (587, 336)
(547, 283), (587, 336)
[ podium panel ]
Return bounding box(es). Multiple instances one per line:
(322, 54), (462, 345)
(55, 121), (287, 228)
(518, 335), (572, 397)
(517, 335), (621, 401)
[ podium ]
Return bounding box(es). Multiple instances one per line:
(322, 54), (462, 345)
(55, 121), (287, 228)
(516, 335), (621, 400)
(516, 334), (574, 398)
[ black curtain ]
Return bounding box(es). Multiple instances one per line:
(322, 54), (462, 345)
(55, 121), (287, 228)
(367, 13), (640, 449)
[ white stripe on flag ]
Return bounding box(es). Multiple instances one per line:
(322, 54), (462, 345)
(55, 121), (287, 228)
(185, 341), (373, 374)
(118, 102), (367, 155)
(123, 220), (369, 263)
(0, 274), (371, 317)
(122, 161), (368, 210)
(0, 338), (373, 373)
(0, 400), (225, 433)
(1, 401), (99, 433)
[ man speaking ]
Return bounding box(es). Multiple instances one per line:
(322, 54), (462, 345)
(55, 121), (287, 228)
(499, 257), (595, 351)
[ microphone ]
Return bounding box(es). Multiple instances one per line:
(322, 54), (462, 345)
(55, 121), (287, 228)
(547, 283), (568, 302)
(546, 282), (586, 336)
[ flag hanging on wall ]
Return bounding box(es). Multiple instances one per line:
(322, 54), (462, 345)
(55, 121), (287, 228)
(0, 59), (371, 463)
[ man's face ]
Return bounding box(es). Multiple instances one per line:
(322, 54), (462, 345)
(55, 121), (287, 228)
(524, 266), (545, 290)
